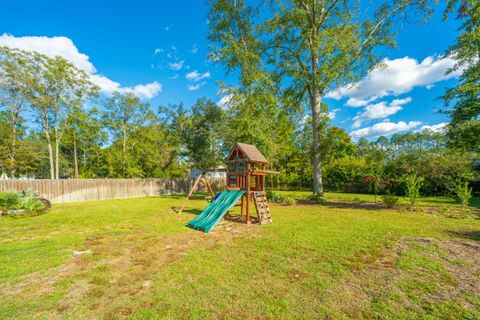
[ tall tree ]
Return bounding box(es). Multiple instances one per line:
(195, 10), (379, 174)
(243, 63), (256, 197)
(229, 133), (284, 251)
(62, 107), (106, 178)
(0, 47), (31, 177)
(103, 92), (155, 177)
(208, 0), (433, 195)
(26, 53), (98, 179)
(162, 98), (226, 170)
(443, 0), (480, 152)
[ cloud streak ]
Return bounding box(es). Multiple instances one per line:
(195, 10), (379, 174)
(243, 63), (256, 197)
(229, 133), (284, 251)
(352, 97), (412, 128)
(186, 70), (211, 82)
(327, 55), (462, 103)
(186, 70), (210, 90)
(350, 121), (422, 139)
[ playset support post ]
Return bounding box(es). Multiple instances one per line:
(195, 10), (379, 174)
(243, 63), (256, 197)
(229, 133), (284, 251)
(177, 171), (216, 214)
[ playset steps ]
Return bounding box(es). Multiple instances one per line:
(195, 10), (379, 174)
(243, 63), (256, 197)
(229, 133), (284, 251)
(253, 191), (272, 224)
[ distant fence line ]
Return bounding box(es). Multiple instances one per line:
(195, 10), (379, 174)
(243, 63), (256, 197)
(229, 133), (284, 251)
(0, 178), (227, 203)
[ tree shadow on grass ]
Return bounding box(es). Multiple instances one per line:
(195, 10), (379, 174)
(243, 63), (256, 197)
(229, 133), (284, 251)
(182, 208), (202, 215)
(426, 196), (480, 209)
(327, 201), (383, 211)
(170, 207), (202, 215)
(297, 199), (383, 211)
(422, 198), (457, 205)
(447, 230), (480, 242)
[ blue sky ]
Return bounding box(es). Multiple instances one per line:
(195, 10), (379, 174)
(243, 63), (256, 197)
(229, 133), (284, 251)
(0, 0), (462, 140)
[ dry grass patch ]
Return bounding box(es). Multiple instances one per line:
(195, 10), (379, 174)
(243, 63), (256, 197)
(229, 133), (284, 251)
(324, 237), (480, 319)
(2, 218), (261, 319)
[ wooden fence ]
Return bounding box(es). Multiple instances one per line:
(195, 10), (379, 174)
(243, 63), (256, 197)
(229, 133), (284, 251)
(0, 178), (226, 203)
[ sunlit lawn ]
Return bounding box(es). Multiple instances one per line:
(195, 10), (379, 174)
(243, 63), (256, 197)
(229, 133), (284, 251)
(1, 195), (479, 319)
(275, 190), (480, 208)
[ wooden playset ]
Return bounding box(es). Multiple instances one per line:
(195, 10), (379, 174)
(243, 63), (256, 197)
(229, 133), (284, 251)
(225, 142), (274, 224)
(177, 143), (277, 231)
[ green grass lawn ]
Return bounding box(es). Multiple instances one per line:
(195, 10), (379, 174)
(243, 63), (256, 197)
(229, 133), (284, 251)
(273, 190), (480, 208)
(1, 195), (480, 319)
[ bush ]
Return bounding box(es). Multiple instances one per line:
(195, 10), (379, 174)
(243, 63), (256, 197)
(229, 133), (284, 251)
(18, 190), (47, 213)
(0, 189), (48, 217)
(454, 180), (472, 208)
(266, 191), (282, 203)
(381, 193), (399, 208)
(283, 196), (296, 206)
(404, 174), (424, 206)
(309, 194), (327, 205)
(0, 190), (20, 216)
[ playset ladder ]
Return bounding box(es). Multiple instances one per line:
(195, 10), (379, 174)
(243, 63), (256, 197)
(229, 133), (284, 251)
(253, 191), (272, 224)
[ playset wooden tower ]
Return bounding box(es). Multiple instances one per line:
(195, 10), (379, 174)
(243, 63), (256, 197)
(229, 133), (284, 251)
(225, 142), (272, 224)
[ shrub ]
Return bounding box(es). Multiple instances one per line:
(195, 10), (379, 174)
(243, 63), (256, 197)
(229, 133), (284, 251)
(266, 190), (273, 200)
(18, 190), (47, 213)
(309, 194), (327, 205)
(283, 196), (296, 206)
(454, 180), (472, 208)
(364, 164), (387, 203)
(0, 190), (48, 217)
(404, 174), (424, 206)
(266, 191), (282, 203)
(0, 190), (20, 216)
(381, 193), (399, 208)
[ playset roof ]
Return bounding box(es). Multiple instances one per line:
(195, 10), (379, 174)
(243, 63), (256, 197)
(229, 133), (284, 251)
(228, 142), (268, 164)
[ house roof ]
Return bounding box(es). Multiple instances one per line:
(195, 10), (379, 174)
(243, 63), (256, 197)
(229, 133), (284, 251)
(234, 142), (268, 164)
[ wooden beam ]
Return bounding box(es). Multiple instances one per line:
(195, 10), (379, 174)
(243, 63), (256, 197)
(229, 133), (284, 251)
(246, 163), (250, 224)
(204, 168), (227, 173)
(203, 174), (215, 198)
(177, 174), (202, 214)
(250, 170), (281, 175)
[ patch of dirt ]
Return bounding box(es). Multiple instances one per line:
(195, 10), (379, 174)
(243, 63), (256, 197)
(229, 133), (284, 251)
(2, 219), (262, 319)
(435, 240), (480, 294)
(326, 237), (480, 318)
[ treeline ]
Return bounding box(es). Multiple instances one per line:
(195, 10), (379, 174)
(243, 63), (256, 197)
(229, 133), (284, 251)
(2, 1), (479, 200)
(0, 46), (182, 179)
(0, 44), (478, 196)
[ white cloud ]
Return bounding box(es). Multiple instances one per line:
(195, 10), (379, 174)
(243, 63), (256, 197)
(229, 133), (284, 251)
(125, 81), (162, 99)
(186, 70), (211, 82)
(168, 60), (184, 71)
(0, 33), (161, 99)
(217, 95), (232, 109)
(188, 82), (206, 91)
(185, 70), (210, 91)
(346, 96), (378, 107)
(0, 33), (95, 73)
(420, 122), (447, 133)
(89, 75), (161, 99)
(328, 108), (340, 120)
(350, 121), (422, 139)
(169, 74), (179, 80)
(327, 55), (461, 102)
(154, 48), (164, 56)
(191, 44), (199, 54)
(352, 97), (412, 128)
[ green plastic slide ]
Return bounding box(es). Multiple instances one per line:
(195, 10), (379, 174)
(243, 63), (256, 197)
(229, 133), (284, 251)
(187, 189), (246, 233)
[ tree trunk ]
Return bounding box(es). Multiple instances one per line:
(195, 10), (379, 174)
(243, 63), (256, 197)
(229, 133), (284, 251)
(73, 130), (79, 179)
(45, 131), (55, 180)
(55, 137), (60, 179)
(310, 90), (324, 196)
(10, 122), (16, 178)
(8, 107), (20, 178)
(122, 129), (127, 177)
